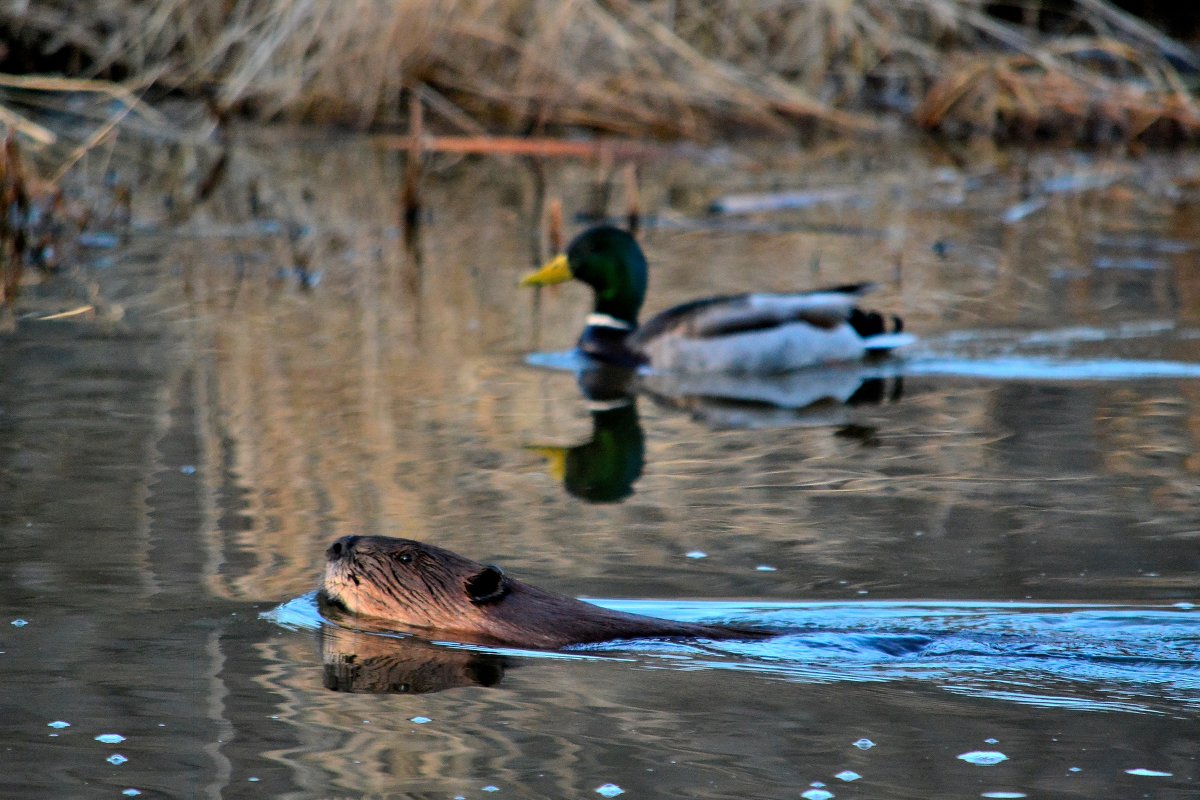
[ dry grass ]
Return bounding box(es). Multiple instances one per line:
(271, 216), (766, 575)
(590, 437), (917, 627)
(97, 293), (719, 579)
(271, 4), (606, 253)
(0, 127), (140, 311)
(0, 134), (74, 307)
(0, 0), (1196, 141)
(0, 70), (200, 309)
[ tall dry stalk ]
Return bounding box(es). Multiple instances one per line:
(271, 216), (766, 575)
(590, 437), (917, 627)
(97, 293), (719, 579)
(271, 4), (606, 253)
(0, 0), (1195, 140)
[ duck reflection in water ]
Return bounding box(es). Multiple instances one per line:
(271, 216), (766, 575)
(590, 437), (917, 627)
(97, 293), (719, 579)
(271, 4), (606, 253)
(529, 362), (903, 503)
(641, 364), (903, 433)
(529, 363), (645, 504)
(319, 619), (509, 695)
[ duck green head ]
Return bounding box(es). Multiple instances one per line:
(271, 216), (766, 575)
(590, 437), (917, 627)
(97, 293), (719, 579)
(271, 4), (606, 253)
(520, 226), (648, 326)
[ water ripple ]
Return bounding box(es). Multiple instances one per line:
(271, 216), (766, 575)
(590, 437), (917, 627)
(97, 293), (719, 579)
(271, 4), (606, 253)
(266, 596), (1200, 715)
(901, 356), (1200, 380)
(583, 600), (1200, 714)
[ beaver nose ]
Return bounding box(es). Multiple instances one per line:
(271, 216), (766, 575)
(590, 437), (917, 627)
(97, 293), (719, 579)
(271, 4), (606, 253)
(326, 535), (360, 560)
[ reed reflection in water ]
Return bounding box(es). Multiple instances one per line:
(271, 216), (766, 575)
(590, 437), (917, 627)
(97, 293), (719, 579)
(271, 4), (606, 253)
(2, 131), (1200, 798)
(179, 136), (1200, 796)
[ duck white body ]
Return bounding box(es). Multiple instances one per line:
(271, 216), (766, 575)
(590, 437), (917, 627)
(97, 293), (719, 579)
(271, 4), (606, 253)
(634, 291), (912, 374)
(641, 319), (866, 373)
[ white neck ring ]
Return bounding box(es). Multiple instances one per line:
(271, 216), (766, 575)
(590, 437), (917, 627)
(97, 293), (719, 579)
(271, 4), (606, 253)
(585, 313), (634, 331)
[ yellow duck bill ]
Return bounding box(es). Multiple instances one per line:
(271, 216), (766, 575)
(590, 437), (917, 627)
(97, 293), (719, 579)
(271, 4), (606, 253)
(520, 253), (573, 287)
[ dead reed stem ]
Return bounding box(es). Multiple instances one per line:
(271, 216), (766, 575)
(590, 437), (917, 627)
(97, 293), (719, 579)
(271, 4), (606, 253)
(402, 87), (424, 237)
(546, 198), (563, 253)
(0, 135), (28, 305)
(381, 135), (674, 160)
(0, 1), (1195, 142)
(623, 162), (640, 236)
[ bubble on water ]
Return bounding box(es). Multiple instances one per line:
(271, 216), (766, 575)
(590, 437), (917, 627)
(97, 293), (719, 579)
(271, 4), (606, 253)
(47, 721), (70, 729)
(482, 787), (500, 793)
(835, 771), (861, 782)
(755, 565), (777, 572)
(852, 738), (876, 750)
(95, 734), (125, 744)
(1124, 768), (1172, 777)
(11, 619), (28, 627)
(409, 716), (431, 724)
(595, 784), (625, 797)
(106, 755), (128, 765)
(1068, 767), (1082, 773)
(981, 793), (1026, 799)
(984, 738), (999, 744)
(801, 789), (834, 800)
(248, 777), (260, 782)
(810, 781), (826, 788)
(686, 551), (707, 559)
(179, 465), (197, 475)
(1174, 602), (1195, 610)
(958, 751), (1008, 766)
(122, 790), (142, 797)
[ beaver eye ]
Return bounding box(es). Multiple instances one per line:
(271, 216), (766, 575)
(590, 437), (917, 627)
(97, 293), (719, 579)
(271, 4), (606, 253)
(398, 552), (413, 564)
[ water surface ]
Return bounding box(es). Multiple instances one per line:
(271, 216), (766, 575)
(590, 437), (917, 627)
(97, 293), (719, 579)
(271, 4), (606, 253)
(1, 132), (1198, 798)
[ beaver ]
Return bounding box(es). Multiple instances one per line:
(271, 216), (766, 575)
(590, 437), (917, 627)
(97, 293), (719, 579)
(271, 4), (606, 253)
(320, 535), (767, 649)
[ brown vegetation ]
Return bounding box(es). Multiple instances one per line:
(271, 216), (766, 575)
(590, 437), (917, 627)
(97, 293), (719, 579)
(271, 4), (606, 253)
(0, 0), (1195, 142)
(0, 134), (89, 308)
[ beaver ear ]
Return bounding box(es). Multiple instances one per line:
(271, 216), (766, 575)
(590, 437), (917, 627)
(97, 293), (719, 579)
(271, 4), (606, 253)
(466, 565), (510, 605)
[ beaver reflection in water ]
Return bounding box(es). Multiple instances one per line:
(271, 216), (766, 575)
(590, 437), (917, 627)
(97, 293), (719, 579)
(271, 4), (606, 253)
(321, 624), (508, 694)
(320, 535), (767, 649)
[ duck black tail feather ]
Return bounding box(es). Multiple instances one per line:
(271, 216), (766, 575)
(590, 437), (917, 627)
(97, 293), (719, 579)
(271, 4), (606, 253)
(849, 308), (904, 338)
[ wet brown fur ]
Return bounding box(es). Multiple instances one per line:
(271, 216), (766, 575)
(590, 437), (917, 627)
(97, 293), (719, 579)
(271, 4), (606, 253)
(321, 535), (766, 649)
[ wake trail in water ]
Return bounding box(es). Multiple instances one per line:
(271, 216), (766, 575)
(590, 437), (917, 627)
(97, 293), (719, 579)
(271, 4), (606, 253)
(582, 600), (1200, 715)
(268, 595), (1200, 715)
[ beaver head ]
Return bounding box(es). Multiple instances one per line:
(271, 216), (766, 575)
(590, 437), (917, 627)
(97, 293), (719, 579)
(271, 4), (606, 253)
(321, 535), (511, 632)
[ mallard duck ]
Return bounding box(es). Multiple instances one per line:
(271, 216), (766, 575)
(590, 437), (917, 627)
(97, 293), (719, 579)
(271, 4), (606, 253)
(520, 226), (911, 374)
